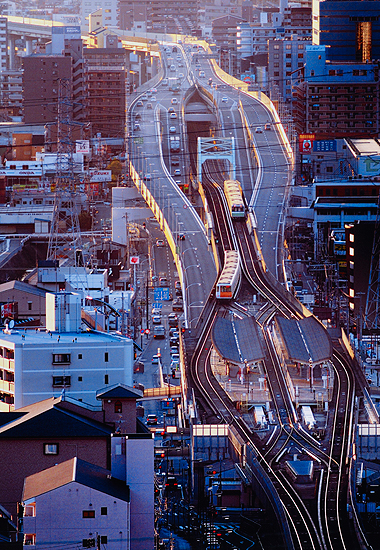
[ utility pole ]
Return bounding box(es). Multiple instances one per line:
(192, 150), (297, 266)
(47, 78), (89, 294)
(365, 195), (380, 358)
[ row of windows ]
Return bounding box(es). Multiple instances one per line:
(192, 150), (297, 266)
(83, 508), (108, 518)
(52, 352), (109, 364)
(52, 374), (110, 387)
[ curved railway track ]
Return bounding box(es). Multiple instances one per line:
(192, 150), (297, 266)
(185, 167), (364, 549)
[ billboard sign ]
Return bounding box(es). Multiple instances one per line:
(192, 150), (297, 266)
(299, 134), (315, 154)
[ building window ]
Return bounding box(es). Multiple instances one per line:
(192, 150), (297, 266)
(105, 374), (109, 384)
(83, 510), (95, 518)
(52, 376), (71, 387)
(349, 247), (354, 256)
(78, 354), (82, 359)
(349, 234), (354, 242)
(52, 354), (71, 364)
(101, 507), (108, 515)
(115, 401), (122, 413)
(105, 352), (109, 362)
(100, 536), (107, 544)
(24, 504), (36, 517)
(78, 376), (83, 382)
(24, 534), (36, 545)
(44, 443), (58, 455)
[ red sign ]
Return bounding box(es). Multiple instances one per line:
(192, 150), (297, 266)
(130, 256), (139, 264)
(299, 134), (315, 154)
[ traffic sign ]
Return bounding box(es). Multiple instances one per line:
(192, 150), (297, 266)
(130, 256), (139, 264)
(145, 329), (150, 334)
(154, 287), (170, 301)
(140, 329), (145, 334)
(153, 303), (163, 309)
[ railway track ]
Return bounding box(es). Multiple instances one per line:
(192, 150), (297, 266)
(184, 168), (364, 549)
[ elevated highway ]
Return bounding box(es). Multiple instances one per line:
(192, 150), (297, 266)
(128, 38), (374, 549)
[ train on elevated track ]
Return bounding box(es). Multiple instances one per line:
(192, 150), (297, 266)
(224, 179), (245, 219)
(215, 250), (240, 299)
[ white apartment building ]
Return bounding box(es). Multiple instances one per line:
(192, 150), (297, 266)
(0, 292), (134, 408)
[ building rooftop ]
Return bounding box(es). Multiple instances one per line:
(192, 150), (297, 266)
(212, 316), (265, 365)
(23, 457), (130, 503)
(96, 383), (143, 400)
(0, 327), (131, 346)
(0, 396), (112, 439)
(275, 315), (332, 365)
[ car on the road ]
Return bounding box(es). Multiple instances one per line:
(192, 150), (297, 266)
(222, 96), (228, 103)
(169, 328), (179, 338)
(152, 307), (161, 315)
(159, 276), (168, 286)
(170, 346), (179, 356)
(151, 88), (158, 93)
(162, 78), (168, 86)
(151, 96), (157, 102)
(173, 168), (181, 176)
(175, 288), (182, 297)
(152, 315), (162, 324)
(136, 100), (143, 107)
(264, 122), (271, 130)
(168, 106), (175, 113)
(169, 112), (177, 119)
(134, 112), (141, 119)
(147, 414), (158, 425)
(169, 126), (176, 133)
(177, 233), (185, 240)
(134, 123), (141, 131)
(146, 102), (153, 109)
(255, 126), (263, 133)
(171, 97), (178, 104)
(172, 299), (184, 312)
(168, 313), (178, 327)
(178, 73), (184, 78)
(156, 239), (165, 247)
(141, 94), (148, 101)
(152, 355), (160, 364)
(144, 173), (151, 180)
(175, 281), (181, 290)
(171, 353), (180, 363)
(170, 336), (179, 345)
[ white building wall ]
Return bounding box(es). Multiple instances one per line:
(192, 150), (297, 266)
(0, 330), (133, 408)
(23, 481), (130, 550)
(124, 437), (155, 550)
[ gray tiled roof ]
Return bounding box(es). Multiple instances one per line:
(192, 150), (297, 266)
(0, 397), (112, 438)
(23, 457), (130, 502)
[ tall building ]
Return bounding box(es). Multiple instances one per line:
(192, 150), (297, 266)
(293, 45), (380, 138)
(317, 0), (380, 62)
(22, 55), (72, 124)
(83, 46), (127, 139)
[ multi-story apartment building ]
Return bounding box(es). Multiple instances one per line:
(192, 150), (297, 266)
(317, 0), (380, 62)
(293, 45), (379, 138)
(0, 292), (134, 409)
(83, 46), (127, 139)
(118, 0), (199, 33)
(81, 0), (118, 26)
(268, 36), (309, 103)
(22, 55), (72, 124)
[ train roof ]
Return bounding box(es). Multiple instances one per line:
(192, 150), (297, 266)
(224, 180), (244, 204)
(218, 250), (240, 285)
